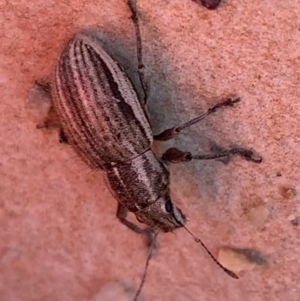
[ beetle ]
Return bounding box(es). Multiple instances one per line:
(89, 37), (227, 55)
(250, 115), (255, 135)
(35, 1), (262, 299)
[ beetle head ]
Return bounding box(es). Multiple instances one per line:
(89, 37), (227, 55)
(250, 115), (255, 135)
(134, 192), (186, 232)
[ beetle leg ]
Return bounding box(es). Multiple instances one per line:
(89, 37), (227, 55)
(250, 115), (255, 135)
(154, 97), (241, 141)
(35, 79), (52, 95)
(117, 204), (151, 234)
(127, 0), (148, 105)
(36, 104), (69, 145)
(117, 204), (157, 248)
(35, 80), (69, 144)
(58, 129), (69, 144)
(36, 105), (60, 128)
(161, 146), (262, 164)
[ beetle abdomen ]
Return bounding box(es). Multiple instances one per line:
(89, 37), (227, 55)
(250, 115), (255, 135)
(51, 32), (153, 169)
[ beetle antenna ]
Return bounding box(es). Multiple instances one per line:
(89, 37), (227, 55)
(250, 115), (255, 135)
(133, 231), (158, 301)
(182, 225), (238, 279)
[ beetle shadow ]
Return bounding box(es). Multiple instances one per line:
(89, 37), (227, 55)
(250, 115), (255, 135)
(77, 25), (257, 209)
(130, 24), (263, 210)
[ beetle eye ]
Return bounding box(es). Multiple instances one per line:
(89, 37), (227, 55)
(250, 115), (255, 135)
(165, 199), (173, 212)
(136, 215), (144, 223)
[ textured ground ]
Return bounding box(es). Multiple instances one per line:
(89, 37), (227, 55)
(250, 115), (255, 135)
(1, 0), (300, 300)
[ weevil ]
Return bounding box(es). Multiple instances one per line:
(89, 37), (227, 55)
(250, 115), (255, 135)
(35, 0), (262, 299)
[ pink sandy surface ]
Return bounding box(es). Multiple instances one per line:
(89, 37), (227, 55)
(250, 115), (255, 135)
(1, 0), (299, 300)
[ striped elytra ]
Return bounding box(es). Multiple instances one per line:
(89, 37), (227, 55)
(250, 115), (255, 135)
(52, 32), (153, 170)
(50, 31), (186, 232)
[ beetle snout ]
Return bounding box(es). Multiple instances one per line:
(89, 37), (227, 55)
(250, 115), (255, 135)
(134, 196), (187, 232)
